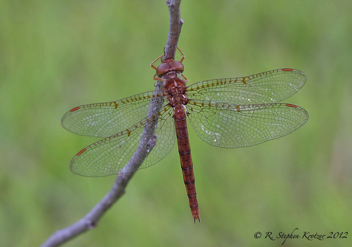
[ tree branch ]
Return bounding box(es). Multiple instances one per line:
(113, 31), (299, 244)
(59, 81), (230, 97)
(164, 0), (183, 60)
(41, 1), (183, 246)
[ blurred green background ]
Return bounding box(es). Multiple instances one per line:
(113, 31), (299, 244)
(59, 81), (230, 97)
(1, 0), (351, 246)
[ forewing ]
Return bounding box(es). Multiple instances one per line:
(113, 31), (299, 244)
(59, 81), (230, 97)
(187, 69), (306, 105)
(61, 91), (166, 138)
(70, 106), (175, 177)
(187, 103), (308, 148)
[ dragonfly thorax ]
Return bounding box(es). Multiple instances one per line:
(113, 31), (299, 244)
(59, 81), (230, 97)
(164, 77), (188, 107)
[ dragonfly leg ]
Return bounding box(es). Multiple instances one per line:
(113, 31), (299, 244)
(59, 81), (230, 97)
(181, 73), (188, 83)
(176, 47), (185, 63)
(150, 54), (165, 70)
(153, 74), (165, 82)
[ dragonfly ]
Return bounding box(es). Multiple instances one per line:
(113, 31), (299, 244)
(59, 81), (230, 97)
(61, 48), (309, 222)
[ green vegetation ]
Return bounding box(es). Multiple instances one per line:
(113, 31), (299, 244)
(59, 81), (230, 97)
(0, 0), (351, 246)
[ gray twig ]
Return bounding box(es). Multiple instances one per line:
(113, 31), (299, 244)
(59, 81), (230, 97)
(41, 0), (182, 246)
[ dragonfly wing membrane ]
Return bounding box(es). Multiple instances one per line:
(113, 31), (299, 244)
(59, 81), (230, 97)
(142, 108), (176, 169)
(70, 127), (144, 177)
(70, 107), (175, 177)
(187, 69), (306, 105)
(61, 91), (166, 138)
(187, 103), (308, 148)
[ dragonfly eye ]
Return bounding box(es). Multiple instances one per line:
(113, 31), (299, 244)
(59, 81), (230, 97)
(169, 61), (184, 73)
(156, 60), (184, 77)
(156, 63), (170, 77)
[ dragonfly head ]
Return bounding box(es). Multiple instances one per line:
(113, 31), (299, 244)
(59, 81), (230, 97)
(156, 60), (184, 78)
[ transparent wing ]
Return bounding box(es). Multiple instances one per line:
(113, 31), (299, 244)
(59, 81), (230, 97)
(61, 91), (167, 138)
(70, 106), (175, 177)
(186, 69), (306, 105)
(186, 102), (308, 148)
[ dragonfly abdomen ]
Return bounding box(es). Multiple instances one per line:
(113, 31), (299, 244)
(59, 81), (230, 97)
(173, 104), (200, 222)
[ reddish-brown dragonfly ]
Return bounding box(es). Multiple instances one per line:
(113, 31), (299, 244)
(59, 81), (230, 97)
(61, 48), (308, 222)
